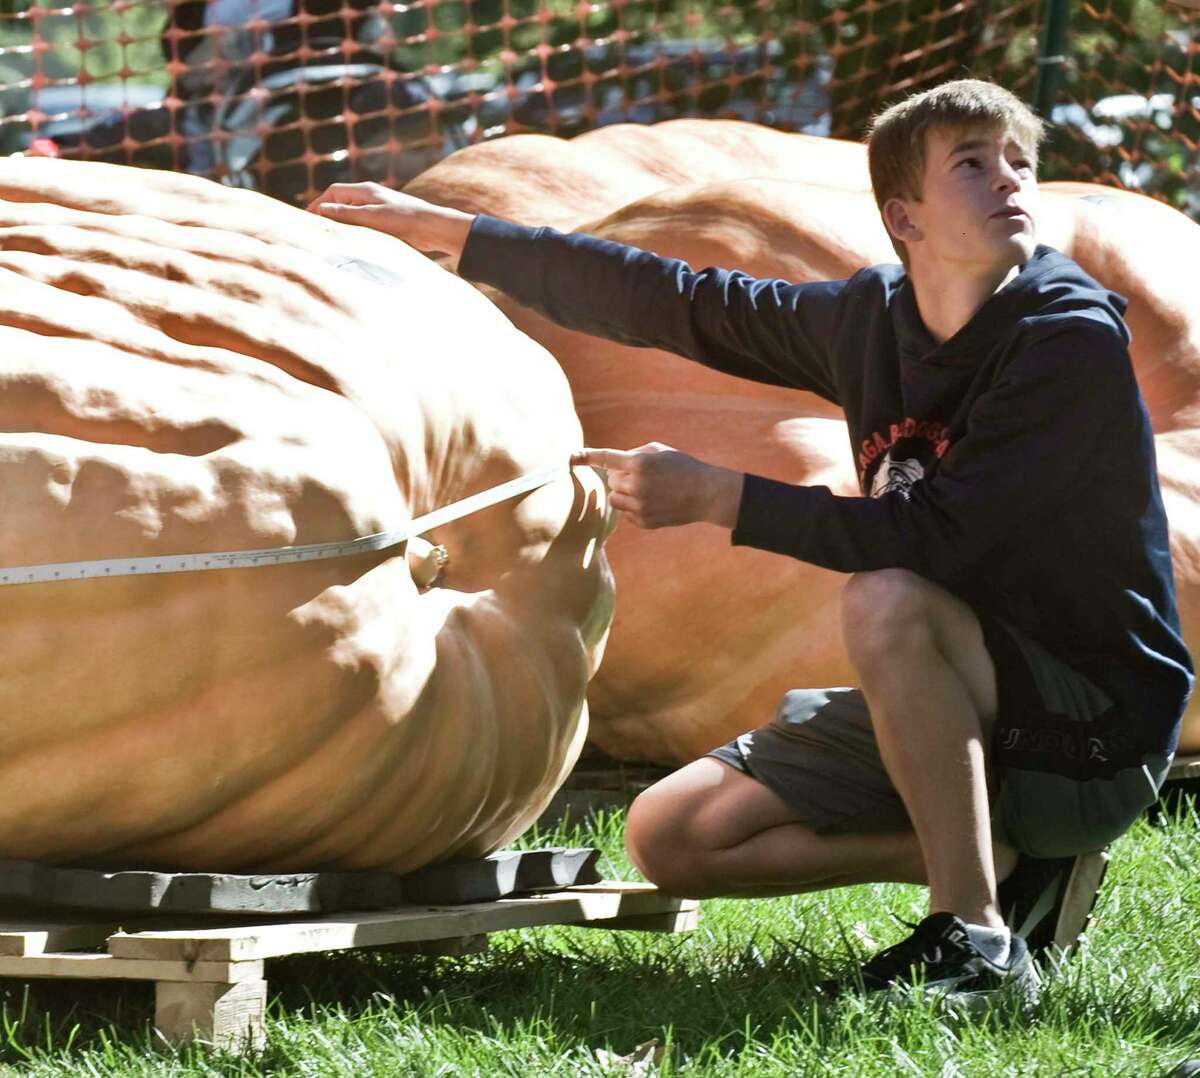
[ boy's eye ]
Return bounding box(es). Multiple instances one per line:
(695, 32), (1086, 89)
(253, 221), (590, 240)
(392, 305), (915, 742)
(956, 157), (982, 169)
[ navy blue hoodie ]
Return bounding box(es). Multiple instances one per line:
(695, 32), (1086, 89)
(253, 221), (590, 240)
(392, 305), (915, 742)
(459, 216), (1194, 771)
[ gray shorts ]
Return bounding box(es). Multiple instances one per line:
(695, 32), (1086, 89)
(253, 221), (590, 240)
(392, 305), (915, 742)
(708, 616), (1171, 857)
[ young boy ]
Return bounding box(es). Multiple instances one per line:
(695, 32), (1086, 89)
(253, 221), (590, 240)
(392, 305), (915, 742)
(310, 79), (1194, 1001)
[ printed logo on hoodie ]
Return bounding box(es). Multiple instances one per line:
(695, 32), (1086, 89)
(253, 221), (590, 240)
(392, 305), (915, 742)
(856, 416), (951, 485)
(869, 451), (926, 500)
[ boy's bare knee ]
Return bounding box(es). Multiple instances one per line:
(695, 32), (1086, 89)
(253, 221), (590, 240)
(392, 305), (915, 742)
(843, 568), (998, 721)
(624, 787), (664, 871)
(842, 569), (933, 657)
(626, 787), (672, 881)
(625, 785), (706, 896)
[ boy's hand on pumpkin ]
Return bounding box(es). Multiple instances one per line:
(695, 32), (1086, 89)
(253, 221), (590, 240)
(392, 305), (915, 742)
(307, 182), (475, 263)
(571, 443), (744, 530)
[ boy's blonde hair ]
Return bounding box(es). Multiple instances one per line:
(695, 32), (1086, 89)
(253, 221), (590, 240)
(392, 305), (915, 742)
(866, 79), (1045, 264)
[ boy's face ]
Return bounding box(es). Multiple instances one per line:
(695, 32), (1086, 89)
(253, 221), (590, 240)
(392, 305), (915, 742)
(887, 124), (1039, 275)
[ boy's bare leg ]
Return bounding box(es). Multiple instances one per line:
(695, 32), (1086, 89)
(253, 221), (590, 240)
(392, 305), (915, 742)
(626, 758), (927, 899)
(841, 568), (1004, 928)
(627, 565), (1019, 911)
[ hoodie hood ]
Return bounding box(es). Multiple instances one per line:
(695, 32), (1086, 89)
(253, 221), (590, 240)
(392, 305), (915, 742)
(890, 245), (1131, 365)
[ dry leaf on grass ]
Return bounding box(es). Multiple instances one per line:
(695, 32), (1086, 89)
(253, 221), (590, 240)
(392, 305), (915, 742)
(595, 1038), (664, 1075)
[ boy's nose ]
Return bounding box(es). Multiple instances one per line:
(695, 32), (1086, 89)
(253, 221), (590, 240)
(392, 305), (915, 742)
(993, 159), (1021, 190)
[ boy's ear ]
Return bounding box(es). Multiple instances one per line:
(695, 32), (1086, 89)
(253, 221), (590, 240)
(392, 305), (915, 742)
(882, 197), (923, 245)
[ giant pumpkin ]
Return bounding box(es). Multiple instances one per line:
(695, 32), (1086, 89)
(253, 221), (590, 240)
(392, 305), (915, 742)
(406, 122), (1200, 764)
(0, 156), (615, 872)
(404, 119), (871, 232)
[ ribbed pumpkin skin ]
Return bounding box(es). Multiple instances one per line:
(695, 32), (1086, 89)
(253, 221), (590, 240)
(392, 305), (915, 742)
(0, 157), (614, 872)
(404, 119), (870, 233)
(407, 123), (1200, 764)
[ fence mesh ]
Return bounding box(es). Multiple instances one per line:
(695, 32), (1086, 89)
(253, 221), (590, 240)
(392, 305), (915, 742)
(0, 0), (1197, 216)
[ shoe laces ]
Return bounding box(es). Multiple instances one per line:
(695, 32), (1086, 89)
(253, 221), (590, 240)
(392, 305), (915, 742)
(860, 914), (972, 983)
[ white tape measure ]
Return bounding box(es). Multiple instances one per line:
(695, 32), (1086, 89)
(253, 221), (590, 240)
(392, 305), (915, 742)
(0, 464), (569, 588)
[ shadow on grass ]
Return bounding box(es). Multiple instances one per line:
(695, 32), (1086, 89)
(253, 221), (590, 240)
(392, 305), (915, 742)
(0, 978), (158, 1064)
(0, 936), (831, 1066)
(269, 935), (833, 1050)
(0, 932), (1006, 1061)
(1, 928), (1198, 1070)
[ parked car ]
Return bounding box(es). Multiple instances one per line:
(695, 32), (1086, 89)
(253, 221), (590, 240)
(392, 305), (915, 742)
(495, 39), (832, 137)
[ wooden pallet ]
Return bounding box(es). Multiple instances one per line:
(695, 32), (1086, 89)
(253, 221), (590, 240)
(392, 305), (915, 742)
(0, 847), (605, 915)
(0, 882), (698, 1053)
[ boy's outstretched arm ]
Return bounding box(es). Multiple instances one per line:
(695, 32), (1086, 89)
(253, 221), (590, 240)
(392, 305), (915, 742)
(308, 183), (843, 402)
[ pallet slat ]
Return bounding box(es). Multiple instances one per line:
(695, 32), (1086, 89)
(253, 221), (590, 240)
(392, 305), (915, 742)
(108, 884), (694, 963)
(0, 914), (267, 957)
(0, 953), (263, 983)
(0, 848), (602, 916)
(0, 918), (122, 957)
(1168, 755), (1200, 781)
(375, 933), (491, 957)
(576, 908), (701, 933)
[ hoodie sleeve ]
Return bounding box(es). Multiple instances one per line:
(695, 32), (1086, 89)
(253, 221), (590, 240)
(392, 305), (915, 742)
(458, 214), (844, 403)
(731, 320), (1135, 578)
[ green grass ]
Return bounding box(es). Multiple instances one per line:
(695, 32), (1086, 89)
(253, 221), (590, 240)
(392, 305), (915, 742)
(0, 803), (1197, 1077)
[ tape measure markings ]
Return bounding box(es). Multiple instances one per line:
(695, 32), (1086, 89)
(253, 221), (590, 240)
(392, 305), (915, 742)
(1, 463), (569, 587)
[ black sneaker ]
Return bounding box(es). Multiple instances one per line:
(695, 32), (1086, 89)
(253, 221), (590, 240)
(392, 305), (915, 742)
(997, 848), (1110, 958)
(817, 912), (1040, 1007)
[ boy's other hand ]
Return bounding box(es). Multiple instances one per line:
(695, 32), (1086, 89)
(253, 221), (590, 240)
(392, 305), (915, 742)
(571, 443), (744, 530)
(307, 182), (475, 264)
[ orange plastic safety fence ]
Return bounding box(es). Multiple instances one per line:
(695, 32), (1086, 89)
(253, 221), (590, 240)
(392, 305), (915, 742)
(1027, 1), (1200, 216)
(0, 0), (1195, 217)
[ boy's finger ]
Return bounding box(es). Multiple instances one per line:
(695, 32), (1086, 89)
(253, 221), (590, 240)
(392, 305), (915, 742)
(315, 203), (382, 223)
(321, 182), (378, 204)
(314, 203), (355, 219)
(571, 447), (634, 470)
(306, 184), (365, 213)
